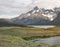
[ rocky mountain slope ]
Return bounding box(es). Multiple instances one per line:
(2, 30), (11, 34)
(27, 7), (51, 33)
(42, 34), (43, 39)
(12, 6), (60, 25)
(0, 6), (60, 26)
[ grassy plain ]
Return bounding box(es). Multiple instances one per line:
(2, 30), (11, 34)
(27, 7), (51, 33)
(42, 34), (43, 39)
(0, 26), (60, 47)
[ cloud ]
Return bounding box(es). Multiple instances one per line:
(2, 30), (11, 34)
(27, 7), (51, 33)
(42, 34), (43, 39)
(35, 0), (60, 9)
(0, 0), (35, 18)
(0, 0), (60, 18)
(0, 0), (33, 7)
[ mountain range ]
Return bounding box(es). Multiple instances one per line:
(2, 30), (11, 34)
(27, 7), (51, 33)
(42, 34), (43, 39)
(0, 6), (60, 26)
(11, 6), (60, 25)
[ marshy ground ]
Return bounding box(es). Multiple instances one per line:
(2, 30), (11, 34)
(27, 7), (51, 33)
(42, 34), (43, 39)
(0, 26), (60, 47)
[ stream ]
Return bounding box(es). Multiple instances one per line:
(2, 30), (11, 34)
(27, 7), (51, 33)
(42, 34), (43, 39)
(31, 36), (60, 45)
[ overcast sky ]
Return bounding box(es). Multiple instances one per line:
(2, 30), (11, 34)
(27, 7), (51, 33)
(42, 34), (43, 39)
(0, 0), (60, 19)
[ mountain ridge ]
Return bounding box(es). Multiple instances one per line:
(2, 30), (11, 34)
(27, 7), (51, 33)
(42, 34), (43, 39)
(0, 6), (60, 26)
(11, 6), (59, 25)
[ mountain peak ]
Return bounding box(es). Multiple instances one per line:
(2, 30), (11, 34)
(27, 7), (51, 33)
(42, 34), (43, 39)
(33, 6), (39, 10)
(27, 6), (39, 14)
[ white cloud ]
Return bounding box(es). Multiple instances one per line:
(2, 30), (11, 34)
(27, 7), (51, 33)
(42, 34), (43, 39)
(0, 0), (60, 18)
(0, 15), (17, 19)
(0, 0), (33, 7)
(0, 0), (35, 18)
(35, 0), (60, 9)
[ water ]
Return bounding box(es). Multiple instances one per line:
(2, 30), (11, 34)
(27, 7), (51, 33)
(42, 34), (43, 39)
(31, 36), (60, 45)
(28, 25), (55, 29)
(29, 25), (59, 45)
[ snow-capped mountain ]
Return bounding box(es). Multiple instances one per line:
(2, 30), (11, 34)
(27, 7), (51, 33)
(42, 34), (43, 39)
(11, 6), (60, 25)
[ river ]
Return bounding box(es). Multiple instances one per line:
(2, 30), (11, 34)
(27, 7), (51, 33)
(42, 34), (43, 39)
(31, 36), (60, 45)
(29, 25), (59, 45)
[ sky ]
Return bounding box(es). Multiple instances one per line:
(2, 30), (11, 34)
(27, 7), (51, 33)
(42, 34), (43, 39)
(0, 0), (60, 19)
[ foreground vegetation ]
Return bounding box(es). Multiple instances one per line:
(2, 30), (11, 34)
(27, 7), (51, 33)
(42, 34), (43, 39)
(0, 26), (60, 47)
(0, 27), (60, 39)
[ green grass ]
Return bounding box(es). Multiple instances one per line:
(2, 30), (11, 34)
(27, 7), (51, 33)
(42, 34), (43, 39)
(0, 27), (60, 39)
(0, 26), (60, 47)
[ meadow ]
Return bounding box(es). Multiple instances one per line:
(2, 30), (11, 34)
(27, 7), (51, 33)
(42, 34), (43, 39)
(0, 26), (60, 47)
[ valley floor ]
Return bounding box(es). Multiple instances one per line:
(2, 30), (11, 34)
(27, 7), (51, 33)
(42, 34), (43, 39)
(0, 26), (60, 47)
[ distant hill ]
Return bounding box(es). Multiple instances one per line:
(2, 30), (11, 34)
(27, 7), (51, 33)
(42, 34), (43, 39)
(0, 19), (26, 27)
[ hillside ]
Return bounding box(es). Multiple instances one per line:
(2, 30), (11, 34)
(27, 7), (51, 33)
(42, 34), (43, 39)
(0, 19), (26, 27)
